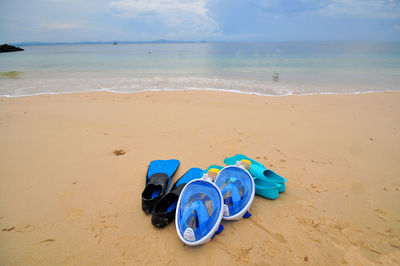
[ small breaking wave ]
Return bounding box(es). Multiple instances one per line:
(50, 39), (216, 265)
(0, 75), (397, 98)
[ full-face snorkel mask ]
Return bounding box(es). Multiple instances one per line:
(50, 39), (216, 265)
(214, 160), (255, 220)
(175, 174), (224, 246)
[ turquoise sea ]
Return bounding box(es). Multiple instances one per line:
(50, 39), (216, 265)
(0, 41), (399, 97)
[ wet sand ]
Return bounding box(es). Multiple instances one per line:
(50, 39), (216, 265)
(0, 90), (399, 265)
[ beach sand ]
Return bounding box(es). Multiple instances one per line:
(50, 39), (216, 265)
(0, 90), (399, 265)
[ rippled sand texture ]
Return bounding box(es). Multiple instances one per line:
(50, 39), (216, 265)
(0, 90), (399, 265)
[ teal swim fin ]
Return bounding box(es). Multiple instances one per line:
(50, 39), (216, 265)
(253, 176), (281, 200)
(224, 154), (287, 196)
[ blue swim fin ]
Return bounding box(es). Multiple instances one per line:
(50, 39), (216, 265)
(142, 159), (180, 213)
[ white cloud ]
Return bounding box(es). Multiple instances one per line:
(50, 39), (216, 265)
(316, 0), (400, 19)
(109, 0), (219, 34)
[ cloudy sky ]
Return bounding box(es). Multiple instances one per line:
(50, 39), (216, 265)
(1, 0), (400, 43)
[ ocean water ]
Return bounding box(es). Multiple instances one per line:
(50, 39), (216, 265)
(0, 41), (399, 97)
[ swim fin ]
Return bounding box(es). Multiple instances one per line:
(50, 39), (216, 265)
(225, 154), (286, 196)
(142, 159), (180, 213)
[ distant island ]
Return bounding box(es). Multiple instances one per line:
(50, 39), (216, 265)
(10, 40), (208, 46)
(0, 44), (24, 53)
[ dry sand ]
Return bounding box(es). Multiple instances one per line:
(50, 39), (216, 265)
(0, 90), (399, 265)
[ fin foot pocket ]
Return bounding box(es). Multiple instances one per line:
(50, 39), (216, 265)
(142, 159), (180, 213)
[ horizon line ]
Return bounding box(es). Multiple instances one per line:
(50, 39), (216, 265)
(6, 39), (400, 46)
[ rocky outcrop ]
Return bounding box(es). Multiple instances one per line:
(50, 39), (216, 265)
(0, 44), (24, 53)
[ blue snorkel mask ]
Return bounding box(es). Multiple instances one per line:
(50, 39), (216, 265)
(175, 175), (224, 246)
(214, 162), (255, 220)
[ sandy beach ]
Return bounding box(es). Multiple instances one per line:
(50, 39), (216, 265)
(0, 90), (399, 265)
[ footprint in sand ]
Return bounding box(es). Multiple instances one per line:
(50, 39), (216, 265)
(91, 213), (119, 245)
(238, 244), (254, 264)
(373, 209), (387, 221)
(309, 183), (327, 193)
(296, 199), (316, 210)
(1, 226), (15, 232)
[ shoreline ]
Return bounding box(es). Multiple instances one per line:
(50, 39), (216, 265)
(1, 90), (399, 264)
(0, 87), (397, 99)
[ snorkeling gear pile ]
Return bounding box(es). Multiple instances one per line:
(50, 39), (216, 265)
(141, 154), (287, 246)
